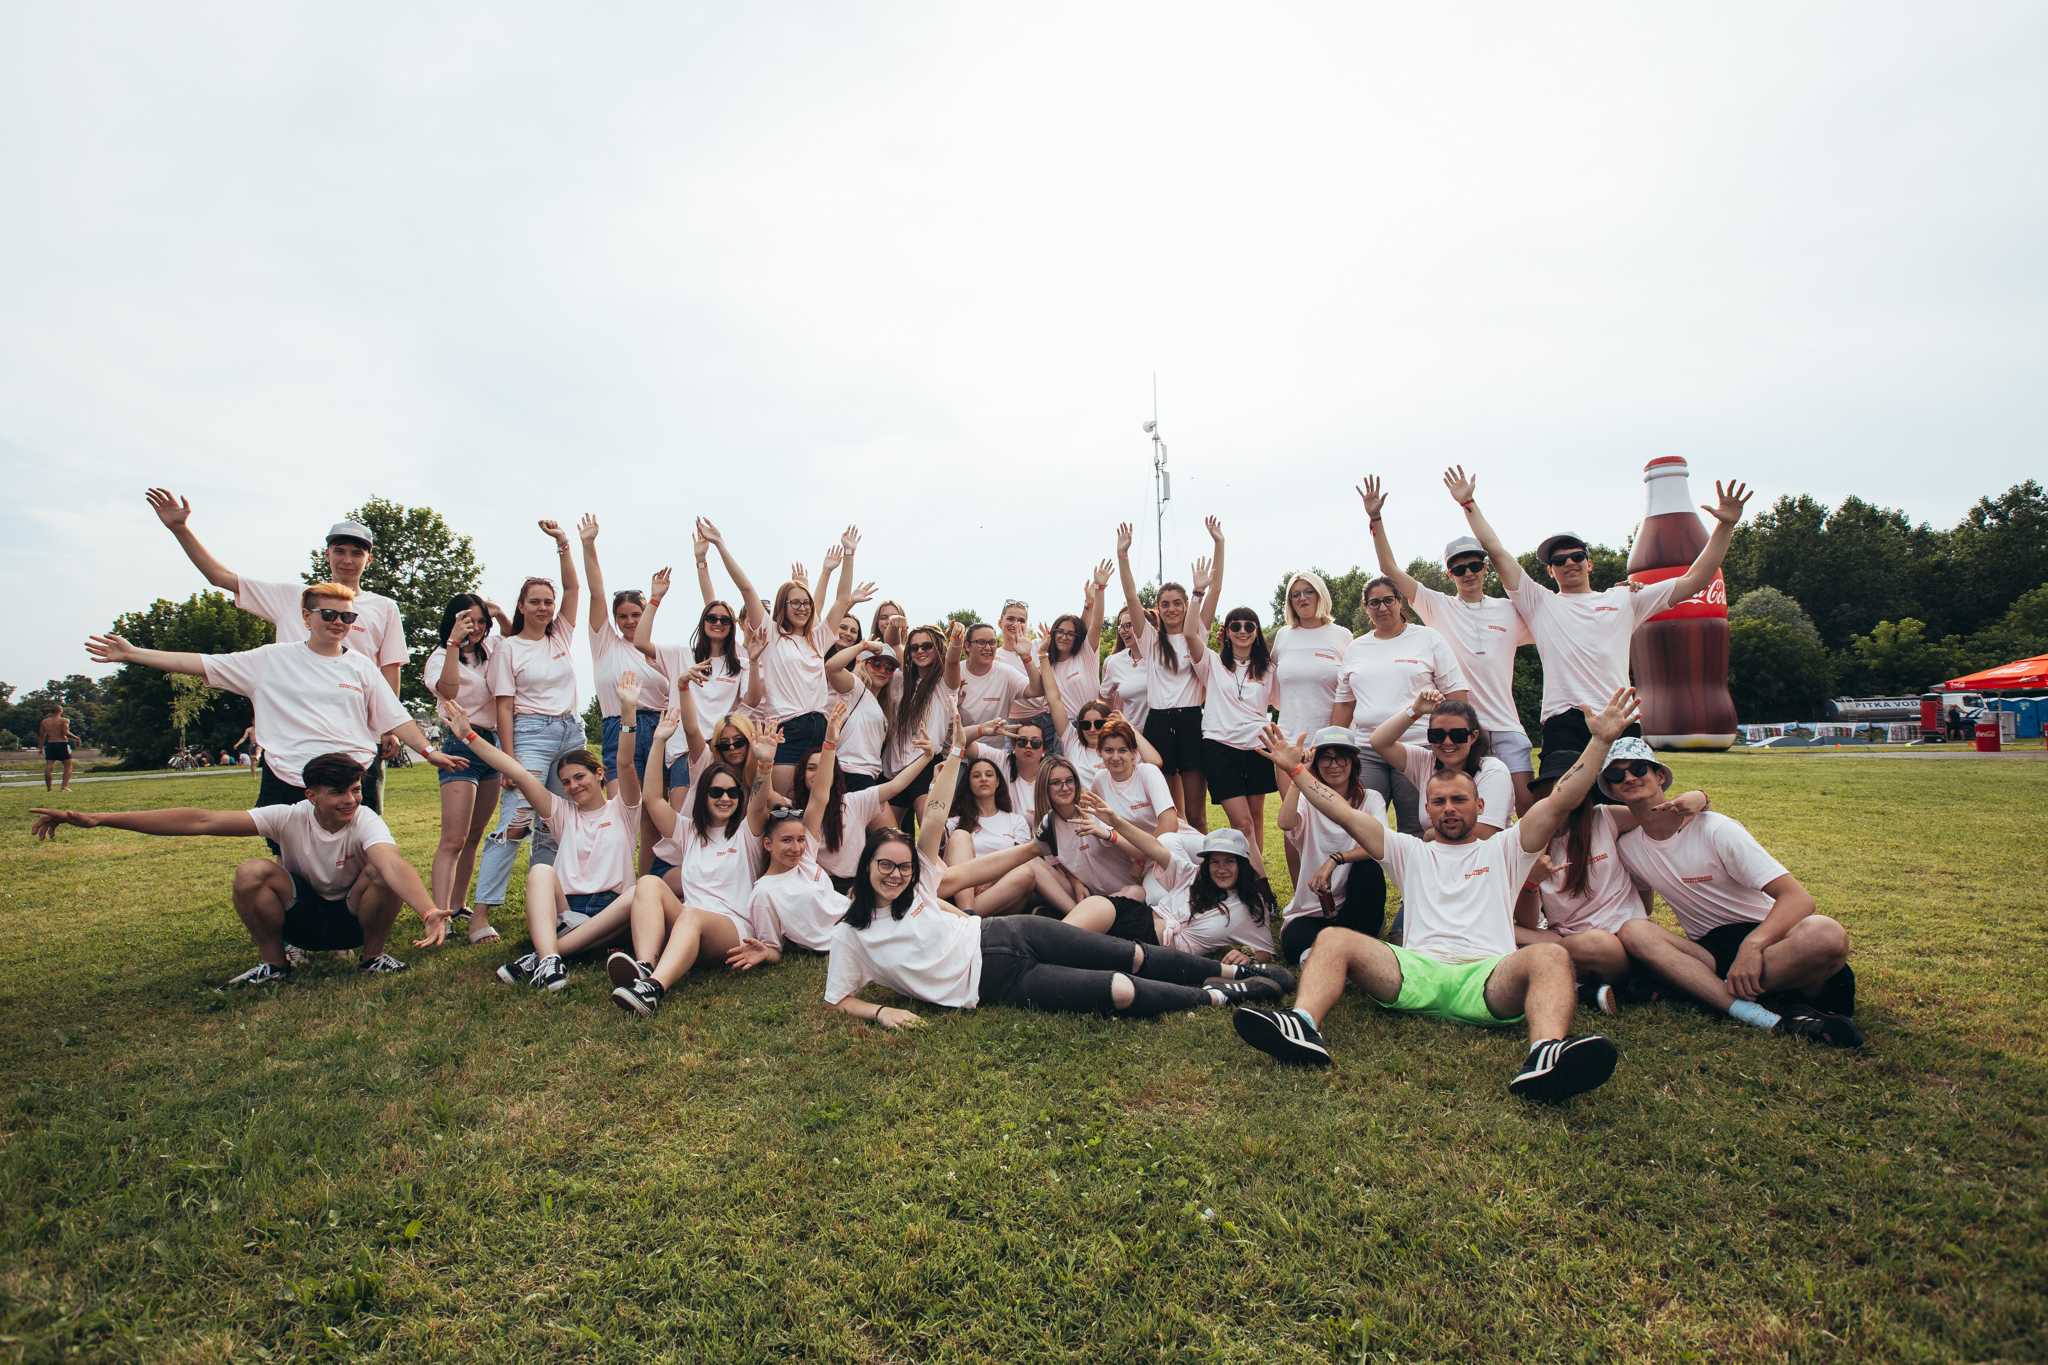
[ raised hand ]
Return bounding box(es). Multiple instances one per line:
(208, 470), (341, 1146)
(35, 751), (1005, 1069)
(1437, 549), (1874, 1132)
(948, 620), (967, 649)
(789, 562), (809, 586)
(1586, 687), (1641, 743)
(437, 696), (475, 736)
(539, 519), (568, 546)
(1357, 475), (1386, 520)
(1092, 559), (1114, 589)
(696, 517), (726, 550)
(616, 670), (640, 711)
(692, 526), (710, 563)
(840, 525), (861, 553)
(1705, 480), (1753, 527)
(848, 580), (877, 608)
(145, 487), (191, 529)
(822, 543), (845, 571)
(682, 660), (714, 688)
(30, 808), (94, 840)
(1528, 852), (1558, 885)
(824, 700), (849, 742)
(1115, 522), (1134, 556)
(1204, 514), (1224, 543)
(743, 622), (772, 658)
(577, 513), (599, 543)
(653, 698), (683, 741)
(1256, 722), (1304, 770)
(1413, 688), (1444, 716)
(1103, 683), (1123, 714)
(449, 613), (477, 648)
(911, 732), (935, 759)
(755, 719), (785, 755)
(85, 634), (135, 665)
(1442, 466), (1477, 505)
(649, 566), (672, 602)
(1191, 556), (1212, 596)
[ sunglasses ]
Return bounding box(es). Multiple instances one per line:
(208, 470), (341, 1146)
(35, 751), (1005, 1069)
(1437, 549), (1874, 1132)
(703, 613), (733, 626)
(706, 785), (742, 800)
(909, 641), (937, 653)
(1426, 727), (1473, 745)
(1014, 736), (1044, 749)
(314, 609), (360, 623)
(1002, 599), (1028, 612)
(1549, 550), (1590, 566)
(1364, 597), (1400, 610)
(1076, 719), (1104, 731)
(1603, 760), (1656, 781)
(1226, 621), (1260, 634)
(1447, 561), (1486, 578)
(713, 738), (749, 752)
(768, 806), (803, 821)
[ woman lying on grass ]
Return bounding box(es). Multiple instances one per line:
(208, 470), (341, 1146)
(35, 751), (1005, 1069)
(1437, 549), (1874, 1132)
(823, 730), (1297, 1029)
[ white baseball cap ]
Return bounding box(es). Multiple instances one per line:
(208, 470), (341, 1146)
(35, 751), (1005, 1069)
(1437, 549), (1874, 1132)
(1442, 536), (1485, 568)
(1198, 828), (1254, 861)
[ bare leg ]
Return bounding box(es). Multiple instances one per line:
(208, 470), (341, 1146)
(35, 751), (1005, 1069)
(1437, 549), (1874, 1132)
(1220, 795), (1258, 859)
(1517, 925), (1629, 984)
(63, 756), (73, 790)
(1757, 915), (1851, 995)
(968, 861), (1041, 917)
(649, 908), (745, 988)
(636, 807), (657, 879)
(347, 862), (403, 960)
(945, 831), (980, 911)
(1177, 768), (1209, 834)
(554, 892), (636, 956)
(1063, 895), (1118, 935)
(1479, 942), (1576, 1042)
(44, 761), (54, 791)
(628, 876), (686, 964)
(431, 780), (478, 926)
(1245, 793), (1267, 862)
(458, 777), (500, 933)
(1293, 927), (1403, 1025)
(230, 859), (292, 966)
(525, 865), (568, 958)
(1031, 859), (1079, 915)
(1509, 769), (1535, 816)
(1618, 918), (1739, 1010)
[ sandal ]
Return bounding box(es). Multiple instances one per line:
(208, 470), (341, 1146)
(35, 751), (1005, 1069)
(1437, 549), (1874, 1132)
(468, 924), (502, 945)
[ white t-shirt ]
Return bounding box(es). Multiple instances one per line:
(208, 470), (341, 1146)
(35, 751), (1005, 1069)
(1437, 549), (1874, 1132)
(1408, 586), (1531, 735)
(1091, 763), (1176, 835)
(1045, 814), (1144, 895)
(1618, 812), (1790, 940)
(1282, 789), (1389, 923)
(945, 808), (1033, 861)
(883, 674), (953, 774)
(957, 660), (1026, 740)
(1008, 771), (1039, 824)
(748, 864), (847, 952)
(652, 644), (751, 766)
(759, 620), (834, 721)
(1333, 626), (1468, 744)
(823, 862), (982, 1007)
(235, 578), (409, 672)
(654, 817), (762, 921)
(1101, 650), (1150, 731)
(1193, 651), (1279, 750)
(1378, 828), (1541, 964)
(538, 790), (641, 898)
(1507, 577), (1682, 721)
(1271, 623), (1353, 738)
(203, 643), (411, 786)
(248, 801), (395, 899)
(1147, 844), (1277, 956)
(591, 620), (670, 720)
(424, 645), (494, 720)
(1397, 746), (1514, 836)
(1047, 649), (1102, 722)
(1534, 807), (1644, 936)
(830, 682), (888, 778)
(1000, 647), (1050, 720)
(487, 626), (580, 717)
(1132, 617), (1202, 711)
(816, 787), (887, 880)
(1063, 735), (1106, 792)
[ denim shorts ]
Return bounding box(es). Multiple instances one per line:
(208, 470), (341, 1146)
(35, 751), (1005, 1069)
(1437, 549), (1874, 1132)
(438, 726), (499, 785)
(601, 710), (661, 785)
(775, 710), (827, 765)
(556, 890), (625, 935)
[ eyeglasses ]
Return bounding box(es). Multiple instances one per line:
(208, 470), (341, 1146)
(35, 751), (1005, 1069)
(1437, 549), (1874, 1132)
(969, 636), (997, 647)
(1226, 621), (1260, 634)
(1364, 596), (1400, 610)
(1447, 561), (1486, 578)
(713, 738), (749, 752)
(703, 613), (733, 626)
(1549, 550), (1590, 566)
(314, 609), (360, 624)
(1603, 759), (1656, 781)
(1014, 736), (1044, 749)
(1426, 727), (1473, 745)
(1076, 719), (1104, 731)
(706, 785), (742, 800)
(874, 858), (912, 878)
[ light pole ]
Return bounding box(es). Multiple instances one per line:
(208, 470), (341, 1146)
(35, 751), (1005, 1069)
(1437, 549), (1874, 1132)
(1144, 378), (1168, 586)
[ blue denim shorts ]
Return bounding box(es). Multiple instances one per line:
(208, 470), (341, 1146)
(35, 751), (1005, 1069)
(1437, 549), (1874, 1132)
(438, 726), (499, 785)
(774, 709), (827, 765)
(601, 710), (661, 785)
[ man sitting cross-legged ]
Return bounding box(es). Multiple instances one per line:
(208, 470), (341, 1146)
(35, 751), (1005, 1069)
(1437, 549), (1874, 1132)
(31, 752), (449, 987)
(1233, 688), (1643, 1103)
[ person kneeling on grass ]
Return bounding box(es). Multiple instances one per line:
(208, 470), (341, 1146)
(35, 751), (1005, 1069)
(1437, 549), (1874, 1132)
(1233, 688), (1644, 1103)
(30, 752), (446, 986)
(437, 683), (643, 993)
(1604, 738), (1862, 1048)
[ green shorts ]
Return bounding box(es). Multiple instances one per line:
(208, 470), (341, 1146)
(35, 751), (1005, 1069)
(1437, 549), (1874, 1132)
(1377, 945), (1522, 1027)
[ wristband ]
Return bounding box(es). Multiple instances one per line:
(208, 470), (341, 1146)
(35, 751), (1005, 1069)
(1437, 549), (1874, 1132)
(1106, 829), (1121, 845)
(873, 1005), (886, 1023)
(1290, 763), (1308, 779)
(821, 741), (837, 752)
(1368, 517), (1383, 528)
(1461, 500), (1475, 511)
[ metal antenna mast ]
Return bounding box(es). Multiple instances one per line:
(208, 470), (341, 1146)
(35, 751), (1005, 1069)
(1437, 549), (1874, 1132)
(1143, 374), (1168, 584)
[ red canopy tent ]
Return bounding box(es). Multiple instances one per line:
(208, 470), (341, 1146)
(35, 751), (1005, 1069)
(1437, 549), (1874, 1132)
(1940, 655), (2048, 692)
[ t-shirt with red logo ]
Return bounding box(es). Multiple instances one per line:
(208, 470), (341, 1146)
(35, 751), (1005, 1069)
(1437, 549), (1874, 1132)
(247, 801), (396, 900)
(1377, 828), (1542, 964)
(1333, 625), (1468, 745)
(235, 578), (409, 673)
(1506, 577), (1681, 721)
(203, 642), (411, 786)
(538, 790), (642, 898)
(1533, 806), (1643, 935)
(1617, 811), (1789, 940)
(1408, 585), (1531, 735)
(653, 816), (762, 928)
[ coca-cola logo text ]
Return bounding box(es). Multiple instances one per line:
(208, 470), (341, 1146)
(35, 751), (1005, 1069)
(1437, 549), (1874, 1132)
(1630, 567), (1729, 622)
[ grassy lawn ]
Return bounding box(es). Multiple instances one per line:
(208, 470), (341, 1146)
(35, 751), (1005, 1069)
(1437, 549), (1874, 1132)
(3, 755), (2043, 1361)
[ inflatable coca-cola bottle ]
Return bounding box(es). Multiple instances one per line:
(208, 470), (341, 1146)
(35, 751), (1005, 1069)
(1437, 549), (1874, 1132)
(1628, 456), (1737, 750)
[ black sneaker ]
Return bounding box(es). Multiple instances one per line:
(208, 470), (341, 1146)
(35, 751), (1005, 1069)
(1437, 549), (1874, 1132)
(612, 977), (666, 1017)
(1577, 980), (1618, 1016)
(1774, 1005), (1864, 1049)
(1231, 962), (1297, 993)
(1812, 965), (1857, 1017)
(496, 952), (539, 986)
(1232, 1008), (1333, 1067)
(1205, 976), (1285, 1006)
(358, 953), (408, 975)
(528, 954), (568, 992)
(224, 961), (292, 988)
(450, 906), (473, 931)
(1509, 1035), (1619, 1103)
(606, 951), (651, 988)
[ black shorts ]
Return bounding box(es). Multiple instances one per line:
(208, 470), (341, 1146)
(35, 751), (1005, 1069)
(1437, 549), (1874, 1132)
(1101, 894), (1159, 946)
(889, 755), (938, 811)
(285, 873), (365, 951)
(1539, 709), (1644, 764)
(1142, 706), (1204, 776)
(43, 742), (72, 761)
(1696, 919), (1856, 1015)
(255, 759), (308, 855)
(1201, 739), (1277, 802)
(842, 770), (882, 793)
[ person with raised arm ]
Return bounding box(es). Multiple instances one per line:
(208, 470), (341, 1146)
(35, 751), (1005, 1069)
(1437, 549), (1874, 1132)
(942, 752), (1039, 915)
(1272, 726), (1388, 965)
(792, 698), (934, 892)
(634, 560), (749, 796)
(1039, 561), (1116, 729)
(1232, 689), (1646, 1104)
(1183, 518), (1280, 861)
(1444, 465), (1750, 765)
(579, 516), (667, 806)
(948, 619), (1027, 752)
(1327, 573), (1468, 839)
(1604, 740), (1862, 1045)
(442, 672), (642, 991)
(424, 593), (505, 943)
(1101, 607), (1153, 734)
(1116, 521), (1207, 832)
(146, 490), (411, 809)
(1368, 689), (1513, 842)
(1062, 792), (1280, 961)
(33, 751), (447, 986)
(471, 520), (587, 928)
(1360, 475), (1535, 813)
(883, 622), (957, 832)
(822, 636), (896, 793)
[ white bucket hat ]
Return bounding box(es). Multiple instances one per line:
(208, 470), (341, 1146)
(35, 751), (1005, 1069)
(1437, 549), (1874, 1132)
(1596, 736), (1674, 800)
(1198, 828), (1254, 862)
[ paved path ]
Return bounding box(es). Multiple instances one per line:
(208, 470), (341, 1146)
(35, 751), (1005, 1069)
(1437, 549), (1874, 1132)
(0, 766), (255, 790)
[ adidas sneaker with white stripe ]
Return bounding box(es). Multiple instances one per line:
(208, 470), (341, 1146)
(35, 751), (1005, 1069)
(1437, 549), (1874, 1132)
(1232, 1008), (1333, 1067)
(1508, 1035), (1618, 1103)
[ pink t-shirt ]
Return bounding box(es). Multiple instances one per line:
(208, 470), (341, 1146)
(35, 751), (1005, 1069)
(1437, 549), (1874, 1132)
(1534, 806), (1644, 936)
(1132, 617), (1203, 711)
(1147, 845), (1277, 957)
(235, 578), (409, 671)
(758, 620), (834, 721)
(539, 790), (641, 898)
(424, 645), (494, 719)
(830, 682), (887, 779)
(654, 817), (762, 923)
(1046, 814), (1143, 895)
(1090, 763), (1176, 835)
(1193, 651), (1279, 750)
(1333, 625), (1468, 744)
(823, 861), (981, 1007)
(957, 660), (1026, 739)
(1281, 789), (1388, 924)
(883, 674), (953, 775)
(651, 644), (750, 766)
(248, 801), (396, 899)
(1618, 812), (1790, 940)
(487, 626), (579, 717)
(591, 620), (671, 720)
(203, 642), (410, 785)
(1271, 623), (1353, 738)
(1397, 745), (1514, 836)
(1377, 829), (1541, 964)
(1100, 651), (1150, 731)
(748, 864), (848, 951)
(1046, 649), (1102, 721)
(1507, 577), (1682, 721)
(815, 787), (887, 880)
(1409, 586), (1531, 735)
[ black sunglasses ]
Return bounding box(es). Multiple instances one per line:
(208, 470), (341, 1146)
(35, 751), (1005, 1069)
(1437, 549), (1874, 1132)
(1426, 727), (1473, 745)
(703, 613), (733, 626)
(1226, 620), (1260, 634)
(1013, 735), (1044, 749)
(1549, 550), (1590, 566)
(1603, 759), (1655, 780)
(712, 738), (749, 752)
(706, 785), (743, 799)
(315, 609), (359, 624)
(1447, 561), (1486, 577)
(1076, 719), (1104, 731)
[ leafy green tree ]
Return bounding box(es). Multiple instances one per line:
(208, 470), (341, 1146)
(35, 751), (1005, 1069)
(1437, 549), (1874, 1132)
(1939, 482), (2048, 638)
(1838, 618), (1961, 696)
(1957, 582), (2048, 673)
(1729, 618), (1835, 723)
(582, 697), (605, 752)
(945, 607), (984, 628)
(304, 497), (482, 706)
(1724, 494), (1943, 648)
(98, 592), (272, 767)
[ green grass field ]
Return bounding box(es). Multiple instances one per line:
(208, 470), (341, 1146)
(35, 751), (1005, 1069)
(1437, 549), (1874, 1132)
(4, 754), (2043, 1362)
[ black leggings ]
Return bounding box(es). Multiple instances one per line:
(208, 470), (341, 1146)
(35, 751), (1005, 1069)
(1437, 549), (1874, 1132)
(1278, 858), (1387, 964)
(978, 916), (1219, 1017)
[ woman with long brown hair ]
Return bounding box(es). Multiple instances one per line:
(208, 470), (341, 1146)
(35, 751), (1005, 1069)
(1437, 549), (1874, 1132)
(1116, 522), (1207, 831)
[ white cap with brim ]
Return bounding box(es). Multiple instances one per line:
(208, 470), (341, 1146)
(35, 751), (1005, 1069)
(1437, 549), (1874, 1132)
(1198, 828), (1254, 862)
(1442, 536), (1486, 568)
(867, 643), (900, 663)
(1596, 736), (1674, 800)
(326, 519), (376, 547)
(1535, 532), (1587, 565)
(1309, 725), (1359, 753)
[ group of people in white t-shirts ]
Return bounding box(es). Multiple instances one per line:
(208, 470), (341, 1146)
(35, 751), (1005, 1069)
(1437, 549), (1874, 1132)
(29, 472), (1862, 1106)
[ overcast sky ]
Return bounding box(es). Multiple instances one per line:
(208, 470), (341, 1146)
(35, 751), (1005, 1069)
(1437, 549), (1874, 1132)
(4, 2), (2043, 696)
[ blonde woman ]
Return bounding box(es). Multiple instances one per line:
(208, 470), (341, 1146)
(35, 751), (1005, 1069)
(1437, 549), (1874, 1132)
(1270, 569), (1352, 878)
